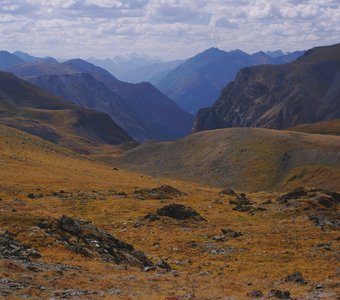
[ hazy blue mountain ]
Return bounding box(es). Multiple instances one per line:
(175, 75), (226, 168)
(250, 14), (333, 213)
(13, 51), (41, 62)
(265, 50), (285, 58)
(118, 59), (185, 84)
(0, 51), (24, 70)
(87, 53), (162, 80)
(155, 48), (304, 114)
(193, 43), (340, 132)
(10, 58), (194, 142)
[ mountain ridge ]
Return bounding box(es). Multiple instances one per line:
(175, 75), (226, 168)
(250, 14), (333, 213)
(155, 47), (304, 114)
(9, 59), (194, 142)
(0, 71), (133, 153)
(193, 43), (340, 132)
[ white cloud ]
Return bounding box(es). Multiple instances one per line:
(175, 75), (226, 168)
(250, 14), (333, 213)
(0, 0), (339, 59)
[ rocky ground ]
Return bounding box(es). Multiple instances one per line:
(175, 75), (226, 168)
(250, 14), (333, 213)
(0, 126), (339, 299)
(1, 185), (339, 299)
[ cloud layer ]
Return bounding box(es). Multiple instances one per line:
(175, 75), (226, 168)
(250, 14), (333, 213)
(0, 0), (339, 59)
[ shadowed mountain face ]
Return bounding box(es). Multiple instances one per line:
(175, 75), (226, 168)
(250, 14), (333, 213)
(0, 71), (133, 153)
(155, 48), (304, 114)
(112, 127), (340, 192)
(10, 59), (194, 142)
(193, 43), (340, 132)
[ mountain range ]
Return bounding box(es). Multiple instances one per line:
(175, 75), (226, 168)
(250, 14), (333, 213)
(0, 71), (132, 153)
(87, 54), (162, 82)
(154, 48), (304, 114)
(193, 43), (340, 132)
(5, 58), (194, 142)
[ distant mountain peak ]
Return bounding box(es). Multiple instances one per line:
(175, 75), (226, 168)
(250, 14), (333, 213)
(265, 50), (285, 58)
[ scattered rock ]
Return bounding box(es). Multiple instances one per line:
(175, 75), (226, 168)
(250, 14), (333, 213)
(155, 259), (171, 271)
(219, 189), (237, 196)
(205, 244), (239, 255)
(27, 193), (43, 199)
(277, 187), (339, 209)
(310, 188), (340, 203)
(284, 271), (307, 285)
(268, 289), (291, 299)
(233, 205), (252, 212)
(0, 232), (41, 261)
(230, 193), (252, 206)
(133, 185), (186, 200)
(211, 235), (226, 242)
(247, 290), (264, 298)
(309, 213), (340, 230)
(228, 193), (264, 213)
(0, 278), (32, 296)
(38, 215), (162, 269)
(133, 220), (144, 228)
(221, 228), (243, 238)
(156, 204), (206, 221)
(314, 243), (332, 251)
(55, 289), (98, 298)
(144, 213), (161, 222)
(277, 187), (308, 204)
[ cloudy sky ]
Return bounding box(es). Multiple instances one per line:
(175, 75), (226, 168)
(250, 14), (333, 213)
(0, 0), (339, 60)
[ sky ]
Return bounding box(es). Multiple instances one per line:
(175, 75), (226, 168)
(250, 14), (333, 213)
(0, 0), (339, 60)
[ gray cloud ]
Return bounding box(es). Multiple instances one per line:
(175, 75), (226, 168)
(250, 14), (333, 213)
(0, 0), (339, 59)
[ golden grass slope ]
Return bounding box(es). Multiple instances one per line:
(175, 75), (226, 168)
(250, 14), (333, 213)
(288, 119), (340, 136)
(112, 127), (340, 192)
(0, 124), (339, 299)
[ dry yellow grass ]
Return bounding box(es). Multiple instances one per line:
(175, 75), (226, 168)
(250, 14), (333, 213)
(0, 125), (339, 299)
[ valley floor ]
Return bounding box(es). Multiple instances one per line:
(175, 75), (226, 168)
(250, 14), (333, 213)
(0, 125), (339, 299)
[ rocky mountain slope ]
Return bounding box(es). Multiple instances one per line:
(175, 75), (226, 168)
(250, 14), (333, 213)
(155, 48), (304, 114)
(194, 43), (340, 132)
(0, 71), (133, 153)
(10, 59), (194, 142)
(112, 127), (340, 192)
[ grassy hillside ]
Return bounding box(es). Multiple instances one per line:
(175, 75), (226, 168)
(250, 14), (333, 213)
(0, 71), (133, 154)
(289, 119), (340, 136)
(0, 124), (339, 299)
(112, 127), (340, 192)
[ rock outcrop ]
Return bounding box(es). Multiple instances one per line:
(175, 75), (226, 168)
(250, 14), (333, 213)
(193, 43), (340, 132)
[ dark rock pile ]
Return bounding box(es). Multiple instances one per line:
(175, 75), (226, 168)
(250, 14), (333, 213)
(145, 204), (206, 221)
(221, 228), (243, 238)
(230, 193), (253, 212)
(157, 204), (206, 221)
(247, 290), (264, 298)
(277, 187), (340, 208)
(309, 213), (340, 230)
(284, 271), (307, 285)
(0, 232), (41, 261)
(219, 188), (237, 196)
(268, 289), (291, 299)
(277, 187), (339, 229)
(133, 185), (186, 200)
(38, 215), (155, 268)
